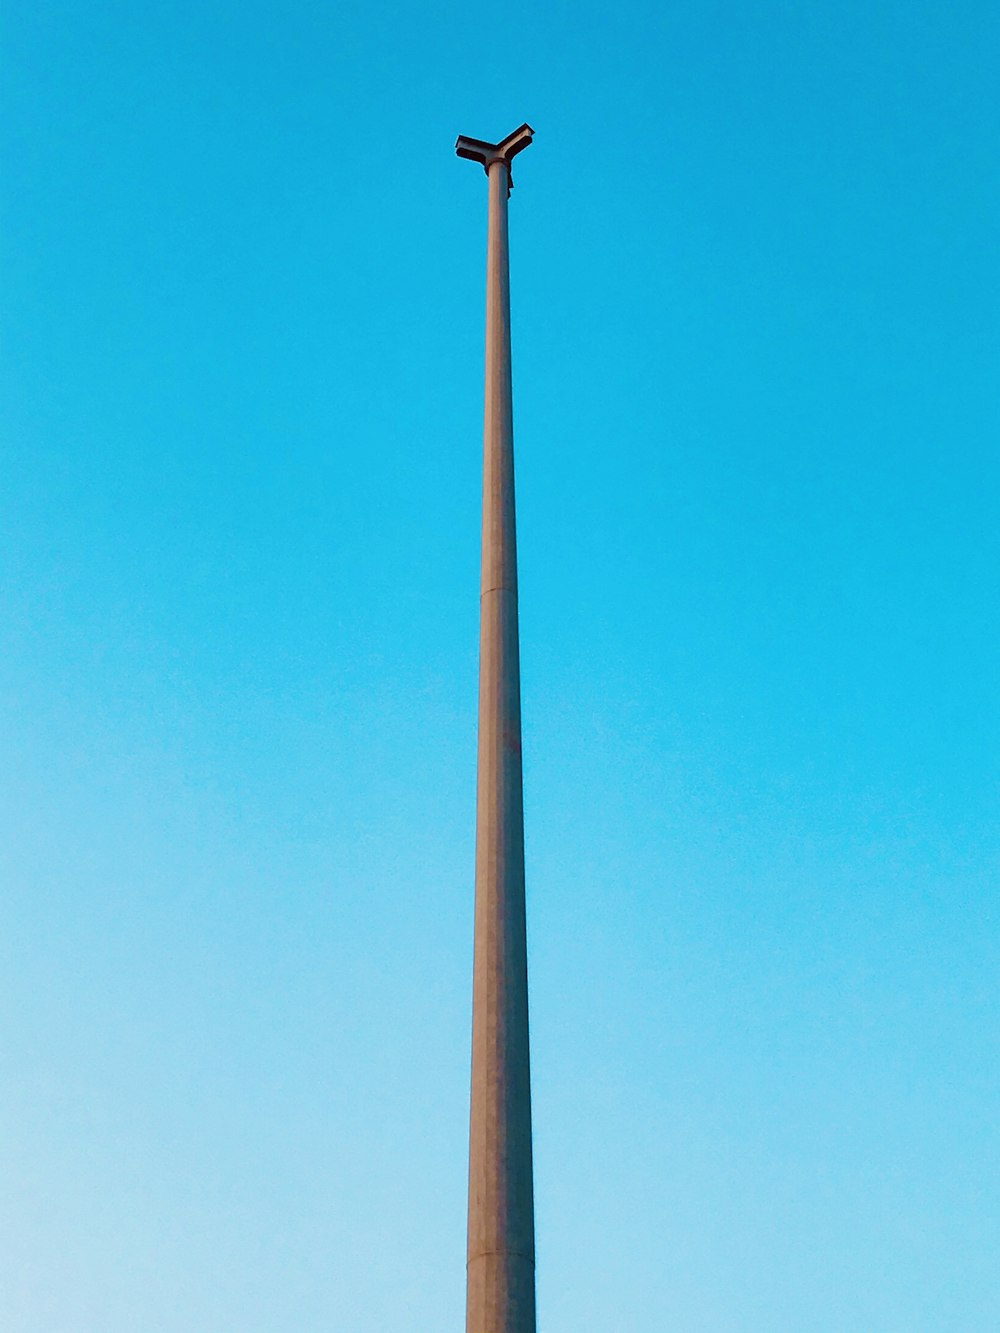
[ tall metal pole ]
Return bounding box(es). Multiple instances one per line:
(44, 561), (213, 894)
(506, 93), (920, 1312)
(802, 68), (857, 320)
(455, 123), (536, 1333)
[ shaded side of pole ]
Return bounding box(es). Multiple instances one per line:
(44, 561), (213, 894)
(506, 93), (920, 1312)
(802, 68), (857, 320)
(465, 155), (536, 1333)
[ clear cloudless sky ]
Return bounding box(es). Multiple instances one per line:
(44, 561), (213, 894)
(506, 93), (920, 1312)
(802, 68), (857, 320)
(2, 2), (998, 1330)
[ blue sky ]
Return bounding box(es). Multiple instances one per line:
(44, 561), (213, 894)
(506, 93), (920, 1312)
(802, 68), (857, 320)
(2, 1), (998, 1329)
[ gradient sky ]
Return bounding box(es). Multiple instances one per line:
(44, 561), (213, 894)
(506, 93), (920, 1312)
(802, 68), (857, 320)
(2, 2), (998, 1330)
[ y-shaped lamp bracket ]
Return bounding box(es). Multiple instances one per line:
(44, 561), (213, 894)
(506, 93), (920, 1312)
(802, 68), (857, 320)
(455, 123), (534, 195)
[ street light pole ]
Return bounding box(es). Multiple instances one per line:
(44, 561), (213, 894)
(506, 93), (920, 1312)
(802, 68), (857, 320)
(455, 123), (536, 1333)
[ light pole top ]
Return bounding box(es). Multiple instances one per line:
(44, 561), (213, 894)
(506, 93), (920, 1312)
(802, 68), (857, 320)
(456, 123), (534, 193)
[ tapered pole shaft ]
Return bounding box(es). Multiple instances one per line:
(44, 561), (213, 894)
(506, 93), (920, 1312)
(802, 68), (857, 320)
(466, 156), (536, 1333)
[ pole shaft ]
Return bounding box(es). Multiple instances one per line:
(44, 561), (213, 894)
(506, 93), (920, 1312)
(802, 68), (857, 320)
(466, 157), (536, 1333)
